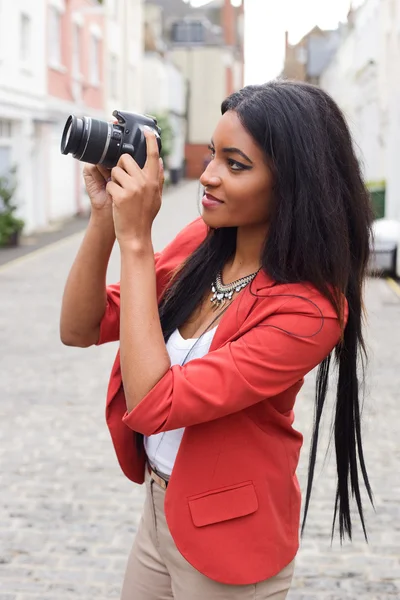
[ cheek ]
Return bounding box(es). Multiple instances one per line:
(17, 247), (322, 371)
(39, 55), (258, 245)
(237, 178), (272, 220)
(251, 194), (270, 221)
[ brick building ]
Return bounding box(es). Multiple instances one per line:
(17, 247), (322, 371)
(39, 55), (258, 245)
(146, 0), (245, 179)
(282, 25), (341, 85)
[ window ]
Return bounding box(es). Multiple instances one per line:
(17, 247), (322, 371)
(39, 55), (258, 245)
(72, 23), (82, 75)
(296, 46), (307, 65)
(90, 35), (101, 85)
(49, 6), (62, 66)
(171, 20), (205, 44)
(0, 120), (13, 179)
(0, 120), (12, 138)
(20, 13), (31, 63)
(110, 0), (119, 20)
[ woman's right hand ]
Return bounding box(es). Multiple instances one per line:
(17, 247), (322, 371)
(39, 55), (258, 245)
(83, 164), (112, 211)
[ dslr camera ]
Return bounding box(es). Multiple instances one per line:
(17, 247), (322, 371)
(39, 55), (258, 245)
(60, 110), (162, 169)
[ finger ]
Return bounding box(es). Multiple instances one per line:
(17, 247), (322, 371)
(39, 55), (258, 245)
(111, 165), (133, 188)
(105, 180), (120, 199)
(143, 128), (160, 180)
(96, 164), (112, 181)
(159, 158), (165, 193)
(117, 153), (142, 177)
(83, 163), (106, 186)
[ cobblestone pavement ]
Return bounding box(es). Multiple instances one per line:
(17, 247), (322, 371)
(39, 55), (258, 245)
(1, 180), (399, 599)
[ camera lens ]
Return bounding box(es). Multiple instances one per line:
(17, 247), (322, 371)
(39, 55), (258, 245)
(61, 115), (83, 156)
(61, 116), (110, 166)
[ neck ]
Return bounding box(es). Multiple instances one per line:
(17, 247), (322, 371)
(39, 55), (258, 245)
(224, 223), (268, 280)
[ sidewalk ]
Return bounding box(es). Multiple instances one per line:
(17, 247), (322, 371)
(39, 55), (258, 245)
(0, 179), (195, 267)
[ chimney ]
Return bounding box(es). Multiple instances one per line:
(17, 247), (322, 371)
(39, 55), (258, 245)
(223, 0), (236, 46)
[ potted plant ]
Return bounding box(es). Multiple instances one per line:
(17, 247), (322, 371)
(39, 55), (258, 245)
(0, 168), (24, 248)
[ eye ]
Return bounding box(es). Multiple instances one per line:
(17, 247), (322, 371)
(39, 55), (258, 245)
(208, 145), (215, 159)
(227, 158), (246, 172)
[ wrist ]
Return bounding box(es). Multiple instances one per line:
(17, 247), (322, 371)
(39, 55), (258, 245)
(118, 237), (154, 256)
(89, 208), (114, 230)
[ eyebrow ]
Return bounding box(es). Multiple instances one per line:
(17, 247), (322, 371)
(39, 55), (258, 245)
(210, 140), (253, 165)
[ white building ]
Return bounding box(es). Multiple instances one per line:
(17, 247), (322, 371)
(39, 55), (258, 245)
(104, 0), (144, 117)
(0, 0), (48, 233)
(142, 3), (186, 181)
(320, 0), (400, 220)
(142, 52), (186, 180)
(0, 0), (146, 236)
(381, 0), (400, 220)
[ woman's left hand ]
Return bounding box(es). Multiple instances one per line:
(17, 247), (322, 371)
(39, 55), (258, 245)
(106, 129), (164, 247)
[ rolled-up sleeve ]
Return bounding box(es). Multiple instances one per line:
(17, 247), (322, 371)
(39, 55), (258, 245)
(122, 296), (345, 436)
(96, 219), (207, 347)
(96, 283), (121, 345)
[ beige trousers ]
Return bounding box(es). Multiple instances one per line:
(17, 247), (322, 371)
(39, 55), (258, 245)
(120, 469), (295, 600)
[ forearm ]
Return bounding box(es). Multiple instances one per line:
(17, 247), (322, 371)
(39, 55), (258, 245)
(119, 241), (171, 412)
(60, 211), (115, 346)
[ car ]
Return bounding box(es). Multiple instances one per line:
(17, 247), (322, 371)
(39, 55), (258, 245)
(369, 218), (400, 277)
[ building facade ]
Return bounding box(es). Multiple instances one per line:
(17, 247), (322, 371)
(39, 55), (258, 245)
(104, 0), (144, 118)
(46, 0), (106, 224)
(143, 2), (186, 183)
(381, 0), (400, 221)
(0, 0), (145, 235)
(0, 0), (48, 232)
(281, 25), (341, 85)
(319, 0), (400, 221)
(146, 0), (244, 179)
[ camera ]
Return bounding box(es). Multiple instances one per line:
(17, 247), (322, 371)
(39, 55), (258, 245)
(60, 110), (162, 169)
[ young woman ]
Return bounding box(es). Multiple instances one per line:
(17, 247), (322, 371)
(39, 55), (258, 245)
(60, 80), (374, 600)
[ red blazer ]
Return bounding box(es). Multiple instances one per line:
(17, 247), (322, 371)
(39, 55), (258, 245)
(97, 217), (345, 585)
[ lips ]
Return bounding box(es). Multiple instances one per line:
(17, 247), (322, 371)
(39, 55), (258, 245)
(205, 193), (223, 203)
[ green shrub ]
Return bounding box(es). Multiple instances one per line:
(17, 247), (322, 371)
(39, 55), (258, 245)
(151, 112), (174, 163)
(0, 168), (24, 246)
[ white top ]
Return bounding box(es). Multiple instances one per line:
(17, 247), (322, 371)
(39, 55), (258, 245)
(144, 325), (218, 476)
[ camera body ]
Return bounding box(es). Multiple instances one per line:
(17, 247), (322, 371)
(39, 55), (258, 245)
(61, 110), (162, 169)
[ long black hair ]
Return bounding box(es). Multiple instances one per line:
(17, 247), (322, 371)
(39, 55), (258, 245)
(155, 80), (374, 541)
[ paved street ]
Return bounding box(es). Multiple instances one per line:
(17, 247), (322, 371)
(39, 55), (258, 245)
(1, 179), (399, 599)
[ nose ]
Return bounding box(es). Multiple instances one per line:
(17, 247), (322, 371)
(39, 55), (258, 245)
(199, 161), (221, 189)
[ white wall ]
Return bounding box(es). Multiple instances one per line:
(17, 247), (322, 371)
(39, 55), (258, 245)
(104, 0), (144, 116)
(320, 0), (400, 220)
(171, 47), (226, 145)
(382, 0), (400, 219)
(142, 54), (169, 114)
(320, 0), (384, 185)
(142, 53), (186, 171)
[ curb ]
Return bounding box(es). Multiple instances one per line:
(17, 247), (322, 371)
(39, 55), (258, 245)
(386, 277), (400, 299)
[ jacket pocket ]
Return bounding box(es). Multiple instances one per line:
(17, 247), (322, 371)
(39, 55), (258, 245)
(188, 481), (258, 527)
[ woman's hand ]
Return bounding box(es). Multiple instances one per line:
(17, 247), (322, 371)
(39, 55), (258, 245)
(83, 164), (112, 212)
(106, 129), (164, 247)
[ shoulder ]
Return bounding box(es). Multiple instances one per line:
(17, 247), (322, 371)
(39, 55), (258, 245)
(253, 279), (347, 325)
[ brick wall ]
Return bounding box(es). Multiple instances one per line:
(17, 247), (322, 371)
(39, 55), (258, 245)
(185, 143), (210, 179)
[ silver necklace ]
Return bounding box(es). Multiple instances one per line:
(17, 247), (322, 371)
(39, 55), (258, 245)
(210, 268), (261, 310)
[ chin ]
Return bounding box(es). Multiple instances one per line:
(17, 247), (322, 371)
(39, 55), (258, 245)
(201, 212), (232, 230)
